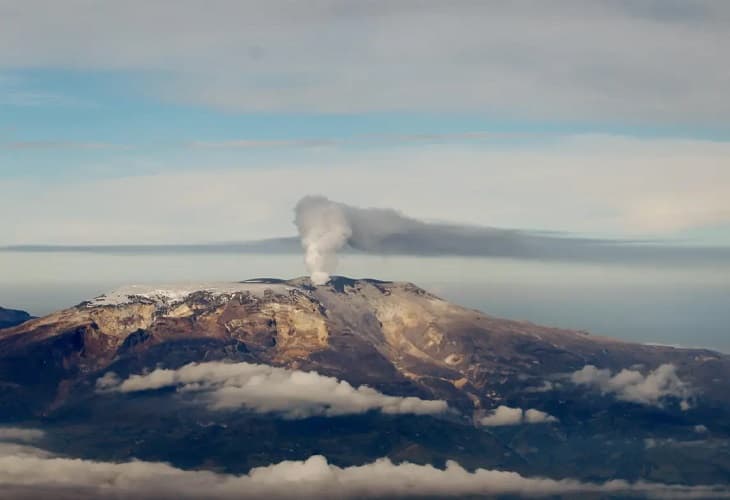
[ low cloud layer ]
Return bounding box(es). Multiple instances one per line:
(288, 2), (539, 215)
(479, 406), (558, 427)
(97, 362), (448, 418)
(569, 364), (693, 408)
(0, 444), (728, 499)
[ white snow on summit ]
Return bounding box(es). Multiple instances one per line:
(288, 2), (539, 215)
(86, 282), (294, 307)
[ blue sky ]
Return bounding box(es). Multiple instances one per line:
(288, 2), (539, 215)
(3, 67), (730, 183)
(1, 1), (730, 245)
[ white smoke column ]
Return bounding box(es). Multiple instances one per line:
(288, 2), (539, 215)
(295, 196), (352, 285)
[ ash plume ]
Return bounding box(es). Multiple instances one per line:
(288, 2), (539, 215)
(292, 195), (730, 283)
(9, 197), (729, 273)
(294, 196), (352, 285)
(294, 195), (425, 284)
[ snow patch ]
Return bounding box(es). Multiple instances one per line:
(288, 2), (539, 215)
(86, 282), (295, 308)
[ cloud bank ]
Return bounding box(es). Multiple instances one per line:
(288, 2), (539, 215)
(479, 406), (558, 427)
(569, 364), (693, 408)
(97, 362), (448, 418)
(0, 444), (728, 499)
(3, 2), (729, 123)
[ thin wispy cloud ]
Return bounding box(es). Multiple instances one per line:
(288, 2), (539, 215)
(0, 74), (92, 108)
(3, 131), (518, 153)
(189, 138), (339, 149)
(1, 141), (124, 150)
(188, 131), (510, 150)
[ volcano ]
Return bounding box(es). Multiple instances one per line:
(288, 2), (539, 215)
(1, 277), (729, 489)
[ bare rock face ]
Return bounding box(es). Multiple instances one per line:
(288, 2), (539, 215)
(1, 276), (729, 418)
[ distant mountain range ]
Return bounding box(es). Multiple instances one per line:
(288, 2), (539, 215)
(0, 306), (33, 329)
(1, 277), (729, 489)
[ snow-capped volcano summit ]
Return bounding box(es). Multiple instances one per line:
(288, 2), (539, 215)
(85, 281), (296, 308)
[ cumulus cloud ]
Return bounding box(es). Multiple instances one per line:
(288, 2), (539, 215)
(0, 445), (727, 499)
(97, 361), (448, 418)
(479, 406), (558, 427)
(569, 364), (693, 408)
(524, 409), (558, 424)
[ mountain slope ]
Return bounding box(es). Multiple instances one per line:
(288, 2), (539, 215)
(1, 277), (729, 485)
(2, 276), (727, 416)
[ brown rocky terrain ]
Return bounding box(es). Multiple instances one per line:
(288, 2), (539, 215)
(1, 276), (728, 419)
(2, 277), (730, 487)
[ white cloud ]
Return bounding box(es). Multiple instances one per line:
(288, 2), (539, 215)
(480, 406), (523, 426)
(95, 371), (122, 391)
(2, 135), (730, 245)
(524, 409), (558, 424)
(1, 2), (729, 123)
(569, 364), (693, 408)
(0, 427), (45, 443)
(98, 361), (448, 418)
(479, 406), (558, 427)
(0, 445), (727, 499)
